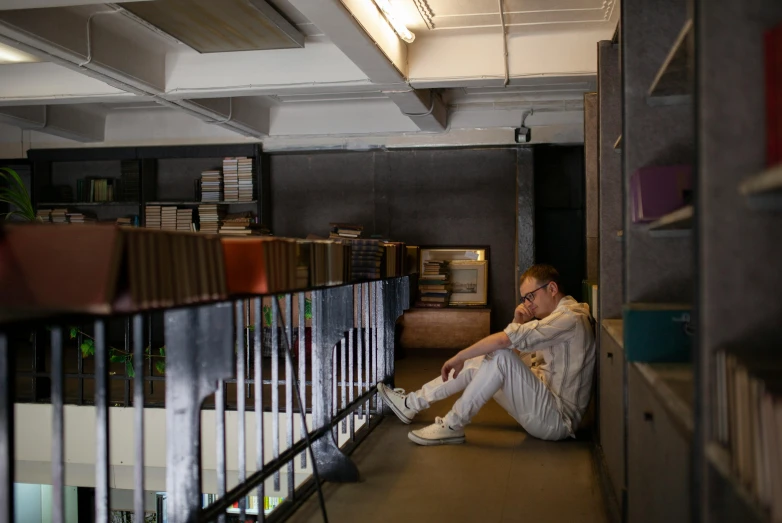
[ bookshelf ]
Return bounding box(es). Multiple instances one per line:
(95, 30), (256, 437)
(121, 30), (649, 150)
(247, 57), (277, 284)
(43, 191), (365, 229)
(26, 144), (271, 231)
(647, 205), (693, 237)
(697, 1), (782, 522)
(595, 0), (696, 521)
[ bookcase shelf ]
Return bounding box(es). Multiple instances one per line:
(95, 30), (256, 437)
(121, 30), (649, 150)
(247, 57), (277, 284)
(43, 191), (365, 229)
(146, 201), (258, 206)
(739, 164), (782, 210)
(648, 19), (693, 106)
(648, 205), (693, 237)
(634, 362), (694, 438)
(37, 202), (140, 207)
(705, 442), (770, 523)
(602, 318), (624, 348)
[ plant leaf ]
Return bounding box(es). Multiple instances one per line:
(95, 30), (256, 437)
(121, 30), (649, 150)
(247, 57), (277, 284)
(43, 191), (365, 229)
(304, 297), (313, 320)
(126, 359), (135, 378)
(69, 327), (78, 340)
(80, 340), (94, 357)
(158, 346), (165, 357)
(109, 352), (126, 363)
(155, 360), (166, 375)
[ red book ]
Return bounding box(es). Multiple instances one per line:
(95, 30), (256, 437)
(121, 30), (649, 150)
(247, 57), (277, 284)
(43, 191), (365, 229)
(766, 23), (782, 167)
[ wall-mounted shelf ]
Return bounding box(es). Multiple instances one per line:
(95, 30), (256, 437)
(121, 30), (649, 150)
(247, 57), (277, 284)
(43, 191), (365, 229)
(634, 362), (694, 438)
(739, 164), (782, 210)
(602, 319), (624, 348)
(705, 442), (770, 522)
(37, 202), (140, 207)
(647, 19), (693, 106)
(145, 201), (258, 206)
(614, 135), (623, 151)
(648, 205), (693, 237)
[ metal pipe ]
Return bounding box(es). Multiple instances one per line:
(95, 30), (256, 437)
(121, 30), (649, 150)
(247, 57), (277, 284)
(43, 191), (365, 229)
(235, 301), (247, 520)
(499, 0), (510, 87)
(252, 297), (265, 523)
(132, 315), (145, 523)
(51, 327), (64, 523)
(94, 320), (109, 523)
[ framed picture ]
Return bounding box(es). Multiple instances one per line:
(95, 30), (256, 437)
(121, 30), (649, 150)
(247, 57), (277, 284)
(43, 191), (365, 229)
(448, 260), (488, 306)
(419, 247), (488, 274)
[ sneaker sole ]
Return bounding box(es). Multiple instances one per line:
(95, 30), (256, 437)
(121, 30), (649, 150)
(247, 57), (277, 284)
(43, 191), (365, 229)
(408, 431), (465, 446)
(377, 384), (413, 425)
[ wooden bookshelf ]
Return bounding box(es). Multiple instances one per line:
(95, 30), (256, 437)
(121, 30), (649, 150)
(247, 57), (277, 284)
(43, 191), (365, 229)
(146, 201), (258, 206)
(648, 19), (693, 106)
(648, 204), (693, 237)
(37, 202), (139, 207)
(739, 163), (782, 210)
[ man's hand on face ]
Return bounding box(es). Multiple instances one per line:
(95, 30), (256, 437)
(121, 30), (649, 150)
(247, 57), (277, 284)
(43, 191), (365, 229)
(514, 303), (535, 324)
(441, 355), (465, 382)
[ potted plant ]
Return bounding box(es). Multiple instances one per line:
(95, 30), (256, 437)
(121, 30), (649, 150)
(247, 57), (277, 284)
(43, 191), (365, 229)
(0, 166), (35, 222)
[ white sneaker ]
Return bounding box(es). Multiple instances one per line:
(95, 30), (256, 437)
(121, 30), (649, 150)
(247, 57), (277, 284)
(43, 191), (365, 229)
(408, 417), (466, 446)
(377, 382), (416, 424)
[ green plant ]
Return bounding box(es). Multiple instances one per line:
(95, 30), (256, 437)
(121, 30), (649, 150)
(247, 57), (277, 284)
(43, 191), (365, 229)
(72, 327), (166, 377)
(262, 296), (312, 326)
(0, 166), (35, 221)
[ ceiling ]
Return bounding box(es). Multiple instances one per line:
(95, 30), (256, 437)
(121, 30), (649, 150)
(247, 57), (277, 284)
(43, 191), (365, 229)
(0, 0), (618, 147)
(393, 0), (617, 33)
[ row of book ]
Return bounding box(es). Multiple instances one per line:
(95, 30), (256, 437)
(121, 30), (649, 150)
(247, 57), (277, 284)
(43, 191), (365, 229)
(220, 212), (270, 236)
(416, 260), (451, 308)
(714, 346), (782, 521)
(0, 225), (413, 315)
(37, 208), (95, 224)
(145, 206), (195, 232)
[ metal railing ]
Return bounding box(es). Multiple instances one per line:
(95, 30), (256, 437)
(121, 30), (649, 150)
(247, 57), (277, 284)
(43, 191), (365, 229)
(0, 277), (410, 522)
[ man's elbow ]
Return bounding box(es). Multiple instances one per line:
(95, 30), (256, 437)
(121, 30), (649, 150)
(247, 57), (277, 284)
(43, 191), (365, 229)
(495, 332), (512, 350)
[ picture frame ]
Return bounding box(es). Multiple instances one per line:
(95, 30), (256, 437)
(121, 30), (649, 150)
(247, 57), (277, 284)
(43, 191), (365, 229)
(448, 260), (488, 306)
(419, 247), (488, 275)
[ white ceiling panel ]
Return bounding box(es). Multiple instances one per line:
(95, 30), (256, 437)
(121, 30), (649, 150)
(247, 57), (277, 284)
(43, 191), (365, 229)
(394, 0), (616, 31)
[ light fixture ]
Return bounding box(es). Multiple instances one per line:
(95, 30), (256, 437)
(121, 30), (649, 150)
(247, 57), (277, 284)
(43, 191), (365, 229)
(0, 42), (39, 64)
(372, 0), (415, 43)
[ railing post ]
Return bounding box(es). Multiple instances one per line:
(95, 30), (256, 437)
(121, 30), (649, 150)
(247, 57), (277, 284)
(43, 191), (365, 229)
(310, 286), (358, 482)
(164, 303), (234, 523)
(0, 332), (13, 523)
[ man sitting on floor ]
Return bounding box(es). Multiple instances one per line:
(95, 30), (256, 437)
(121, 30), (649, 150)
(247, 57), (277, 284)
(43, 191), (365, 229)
(378, 264), (595, 445)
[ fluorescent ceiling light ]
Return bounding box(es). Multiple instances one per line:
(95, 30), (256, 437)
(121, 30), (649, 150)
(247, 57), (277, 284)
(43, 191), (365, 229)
(0, 42), (40, 64)
(372, 0), (415, 43)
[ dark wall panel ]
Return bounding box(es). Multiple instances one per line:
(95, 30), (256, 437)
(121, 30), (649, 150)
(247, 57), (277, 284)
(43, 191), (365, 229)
(271, 148), (520, 332)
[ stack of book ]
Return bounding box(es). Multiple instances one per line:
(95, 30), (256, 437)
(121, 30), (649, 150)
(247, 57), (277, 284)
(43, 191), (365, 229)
(218, 212), (270, 236)
(223, 158), (239, 202)
(329, 222), (362, 239)
(116, 216), (139, 228)
(176, 208), (193, 232)
(715, 346), (782, 519)
(416, 260), (450, 307)
(198, 204), (224, 234)
(66, 212), (96, 224)
(161, 206), (178, 231)
(145, 205), (161, 229)
(237, 157), (253, 202)
(120, 160), (140, 202)
(36, 209), (51, 223)
(383, 241), (407, 277)
(201, 170), (223, 202)
(51, 209), (69, 224)
(77, 178), (117, 203)
(349, 239), (384, 280)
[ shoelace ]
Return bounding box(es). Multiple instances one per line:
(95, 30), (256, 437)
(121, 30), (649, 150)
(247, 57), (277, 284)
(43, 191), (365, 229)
(392, 387), (406, 395)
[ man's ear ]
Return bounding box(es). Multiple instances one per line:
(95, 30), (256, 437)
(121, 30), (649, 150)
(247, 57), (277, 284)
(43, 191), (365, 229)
(548, 281), (559, 295)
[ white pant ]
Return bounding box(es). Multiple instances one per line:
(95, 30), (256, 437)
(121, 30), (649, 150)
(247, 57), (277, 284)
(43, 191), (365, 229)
(407, 349), (571, 441)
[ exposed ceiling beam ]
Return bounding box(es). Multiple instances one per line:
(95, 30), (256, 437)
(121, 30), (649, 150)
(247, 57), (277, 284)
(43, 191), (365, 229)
(0, 7), (269, 138)
(0, 0), (150, 9)
(0, 104), (105, 142)
(287, 0), (446, 131)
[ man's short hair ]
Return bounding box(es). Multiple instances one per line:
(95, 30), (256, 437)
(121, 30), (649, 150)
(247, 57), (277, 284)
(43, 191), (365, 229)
(520, 264), (562, 290)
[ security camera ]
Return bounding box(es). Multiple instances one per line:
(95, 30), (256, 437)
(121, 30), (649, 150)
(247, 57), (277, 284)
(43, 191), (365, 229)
(515, 109), (533, 144)
(515, 126), (531, 143)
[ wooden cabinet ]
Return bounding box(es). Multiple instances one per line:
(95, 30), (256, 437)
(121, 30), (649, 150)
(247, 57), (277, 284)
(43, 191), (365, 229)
(399, 308), (490, 350)
(599, 322), (626, 507)
(627, 364), (691, 523)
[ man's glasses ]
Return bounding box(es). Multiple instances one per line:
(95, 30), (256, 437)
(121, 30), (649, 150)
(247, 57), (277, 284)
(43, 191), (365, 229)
(521, 282), (550, 305)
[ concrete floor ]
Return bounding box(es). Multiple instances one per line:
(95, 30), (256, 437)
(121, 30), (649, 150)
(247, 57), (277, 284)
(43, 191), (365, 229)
(288, 355), (608, 523)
